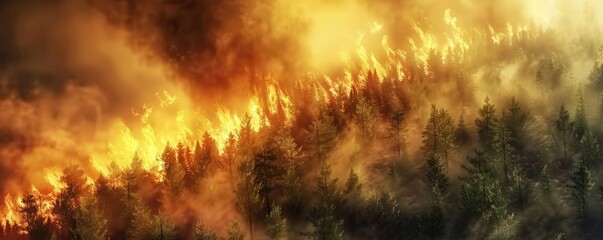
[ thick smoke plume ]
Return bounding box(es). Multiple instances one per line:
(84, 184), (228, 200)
(2, 0), (603, 239)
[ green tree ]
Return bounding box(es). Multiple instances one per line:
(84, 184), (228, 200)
(573, 85), (588, 147)
(194, 223), (217, 240)
(274, 130), (303, 207)
(238, 114), (256, 158)
(424, 155), (449, 196)
(129, 197), (154, 239)
(74, 196), (108, 240)
(308, 114), (338, 163)
(503, 97), (528, 149)
(578, 131), (602, 168)
(265, 205), (286, 240)
(387, 107), (406, 176)
(307, 162), (343, 240)
(253, 147), (279, 213)
(354, 97), (378, 144)
(422, 186), (445, 239)
(236, 159), (263, 240)
(475, 97), (498, 153)
(568, 160), (594, 221)
(344, 168), (362, 197)
(494, 112), (515, 181)
(422, 105), (456, 169)
(507, 167), (533, 212)
(461, 150), (507, 225)
(152, 213), (178, 240)
(224, 220), (245, 240)
(555, 103), (573, 159)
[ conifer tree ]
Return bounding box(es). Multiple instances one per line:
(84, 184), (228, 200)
(475, 97), (498, 153)
(236, 159), (263, 240)
(387, 107), (406, 176)
(74, 196), (108, 240)
(265, 205), (286, 240)
(424, 155), (449, 196)
(162, 143), (184, 194)
(461, 150), (507, 224)
(555, 103), (573, 159)
(52, 165), (88, 240)
(344, 168), (362, 197)
(494, 112), (515, 181)
(19, 192), (50, 239)
(573, 84), (588, 147)
(455, 114), (471, 146)
(225, 221), (245, 240)
(507, 167), (533, 212)
(422, 105), (456, 169)
(308, 114), (338, 163)
(307, 162), (343, 240)
(354, 97), (378, 145)
(568, 160), (594, 221)
(194, 223), (217, 240)
(423, 186), (445, 239)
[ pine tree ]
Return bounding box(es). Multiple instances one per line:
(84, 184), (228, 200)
(475, 97), (498, 153)
(387, 107), (406, 176)
(194, 223), (217, 240)
(494, 112), (515, 181)
(282, 159), (302, 207)
(424, 155), (449, 196)
(555, 103), (573, 159)
(422, 105), (456, 169)
(265, 205), (286, 240)
(236, 159), (263, 240)
(224, 133), (238, 178)
(503, 97), (528, 149)
(19, 192), (50, 239)
(224, 220), (245, 240)
(568, 160), (594, 221)
(461, 150), (506, 224)
(344, 168), (362, 197)
(578, 131), (602, 168)
(74, 196), (108, 240)
(573, 84), (588, 147)
(129, 197), (154, 239)
(423, 186), (445, 239)
(238, 114), (256, 158)
(253, 147), (279, 213)
(507, 167), (533, 212)
(308, 114), (338, 163)
(307, 162), (343, 240)
(455, 114), (471, 146)
(354, 97), (378, 145)
(152, 213), (178, 240)
(161, 143), (184, 194)
(52, 165), (88, 240)
(274, 130), (302, 206)
(200, 132), (220, 173)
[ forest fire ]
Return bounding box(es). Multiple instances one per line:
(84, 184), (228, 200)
(1, 0), (603, 239)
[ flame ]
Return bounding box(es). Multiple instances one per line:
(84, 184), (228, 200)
(0, 4), (575, 227)
(2, 194), (20, 227)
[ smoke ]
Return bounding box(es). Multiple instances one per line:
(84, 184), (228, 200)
(1, 0), (603, 237)
(0, 0), (187, 198)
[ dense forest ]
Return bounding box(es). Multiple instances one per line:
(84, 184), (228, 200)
(3, 61), (603, 239)
(2, 0), (603, 240)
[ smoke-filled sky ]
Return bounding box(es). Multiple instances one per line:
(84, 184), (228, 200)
(1, 0), (603, 218)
